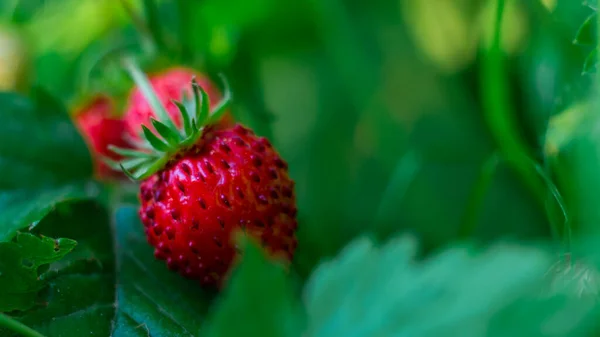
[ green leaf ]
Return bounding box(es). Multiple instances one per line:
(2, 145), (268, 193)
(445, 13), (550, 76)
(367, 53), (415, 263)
(193, 80), (210, 125)
(107, 145), (153, 158)
(583, 49), (597, 74)
(0, 89), (92, 189)
(207, 74), (232, 125)
(142, 125), (171, 152)
(0, 203), (215, 336)
(174, 100), (193, 136)
(0, 89), (96, 241)
(121, 157), (152, 171)
(0, 202), (115, 336)
(150, 118), (182, 147)
(0, 233), (76, 312)
(0, 179), (94, 242)
(202, 238), (305, 337)
(574, 12), (597, 46)
(303, 235), (600, 337)
(111, 206), (215, 336)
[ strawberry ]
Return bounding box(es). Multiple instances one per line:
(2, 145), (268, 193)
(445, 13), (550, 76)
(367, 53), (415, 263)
(109, 64), (297, 288)
(123, 66), (234, 145)
(74, 95), (130, 179)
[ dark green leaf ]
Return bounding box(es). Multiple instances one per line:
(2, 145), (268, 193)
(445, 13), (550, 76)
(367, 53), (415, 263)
(111, 206), (215, 336)
(0, 203), (216, 337)
(174, 99), (193, 136)
(0, 89), (96, 241)
(574, 12), (597, 46)
(0, 202), (115, 336)
(202, 238), (305, 337)
(0, 233), (76, 312)
(150, 118), (182, 147)
(303, 235), (600, 337)
(0, 183), (93, 241)
(142, 125), (171, 152)
(0, 89), (92, 189)
(193, 80), (210, 125)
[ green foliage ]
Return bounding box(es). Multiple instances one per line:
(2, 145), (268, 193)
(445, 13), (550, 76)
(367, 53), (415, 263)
(0, 89), (92, 189)
(0, 89), (95, 241)
(574, 12), (597, 46)
(574, 8), (598, 73)
(0, 233), (76, 312)
(0, 185), (90, 241)
(303, 236), (599, 337)
(202, 239), (305, 337)
(0, 202), (218, 336)
(110, 206), (215, 336)
(0, 202), (115, 336)
(2, 0), (600, 336)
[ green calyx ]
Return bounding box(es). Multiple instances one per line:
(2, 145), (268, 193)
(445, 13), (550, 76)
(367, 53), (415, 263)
(104, 57), (232, 181)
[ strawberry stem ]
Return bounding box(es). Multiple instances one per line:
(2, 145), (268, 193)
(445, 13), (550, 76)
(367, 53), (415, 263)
(122, 57), (177, 132)
(0, 313), (46, 337)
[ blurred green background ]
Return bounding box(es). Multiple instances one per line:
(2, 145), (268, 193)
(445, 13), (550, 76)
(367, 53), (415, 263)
(1, 0), (599, 281)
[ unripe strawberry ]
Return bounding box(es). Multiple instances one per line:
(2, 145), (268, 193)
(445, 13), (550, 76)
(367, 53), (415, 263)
(74, 95), (129, 180)
(109, 64), (296, 288)
(123, 67), (234, 145)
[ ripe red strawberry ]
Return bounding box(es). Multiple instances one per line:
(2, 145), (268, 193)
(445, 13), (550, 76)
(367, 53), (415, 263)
(74, 95), (130, 179)
(123, 67), (234, 144)
(109, 66), (297, 288)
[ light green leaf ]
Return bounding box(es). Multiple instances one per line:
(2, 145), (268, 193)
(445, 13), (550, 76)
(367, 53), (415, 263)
(304, 235), (600, 337)
(202, 238), (305, 337)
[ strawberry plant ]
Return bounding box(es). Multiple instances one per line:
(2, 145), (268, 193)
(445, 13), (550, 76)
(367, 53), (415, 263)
(3, 0), (600, 336)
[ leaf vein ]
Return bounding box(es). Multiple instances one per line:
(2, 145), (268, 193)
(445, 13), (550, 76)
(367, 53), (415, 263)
(132, 283), (194, 337)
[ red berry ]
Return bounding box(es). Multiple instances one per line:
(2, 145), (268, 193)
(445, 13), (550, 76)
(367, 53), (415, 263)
(74, 96), (129, 179)
(123, 67), (234, 144)
(138, 124), (297, 288)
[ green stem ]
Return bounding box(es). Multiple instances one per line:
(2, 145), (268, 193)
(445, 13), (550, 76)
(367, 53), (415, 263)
(374, 150), (420, 228)
(141, 0), (165, 51)
(458, 152), (500, 238)
(0, 314), (46, 337)
(532, 161), (571, 250)
(122, 57), (177, 131)
(481, 0), (561, 240)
